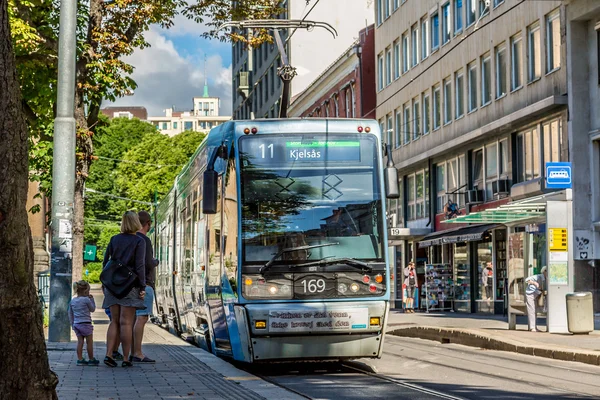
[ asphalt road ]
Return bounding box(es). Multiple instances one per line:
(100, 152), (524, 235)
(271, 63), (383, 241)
(247, 335), (600, 400)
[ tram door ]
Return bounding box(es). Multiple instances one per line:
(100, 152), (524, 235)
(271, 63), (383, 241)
(206, 172), (231, 352)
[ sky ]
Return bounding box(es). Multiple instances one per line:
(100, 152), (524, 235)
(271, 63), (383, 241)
(106, 13), (233, 117)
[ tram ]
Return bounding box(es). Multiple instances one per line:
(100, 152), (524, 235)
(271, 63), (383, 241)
(153, 118), (399, 362)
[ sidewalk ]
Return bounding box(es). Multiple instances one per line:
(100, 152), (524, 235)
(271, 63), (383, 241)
(386, 310), (600, 366)
(46, 290), (303, 400)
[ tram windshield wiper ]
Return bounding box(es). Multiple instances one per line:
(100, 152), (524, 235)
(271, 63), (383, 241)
(260, 242), (339, 273)
(296, 257), (373, 272)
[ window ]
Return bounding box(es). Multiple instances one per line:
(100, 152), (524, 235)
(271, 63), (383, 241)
(472, 149), (484, 188)
(394, 40), (401, 79)
(443, 78), (452, 124)
(386, 115), (393, 147)
(485, 143), (498, 199)
(515, 127), (541, 183)
(345, 87), (352, 117)
(496, 44), (507, 98)
(447, 158), (460, 205)
(393, 0), (399, 11)
(333, 94), (339, 117)
(184, 121), (193, 131)
(511, 34), (523, 90)
(466, 0), (476, 27)
(377, 54), (384, 90)
(493, 0), (504, 7)
(433, 85), (441, 130)
(173, 122), (178, 129)
(379, 119), (384, 138)
(546, 10), (561, 72)
(421, 17), (430, 60)
(162, 122), (168, 130)
(468, 62), (477, 112)
(416, 171), (426, 219)
(411, 24), (419, 67)
(386, 47), (392, 85)
(350, 84), (356, 117)
(403, 104), (411, 144)
(442, 3), (451, 45)
(407, 175), (416, 220)
(499, 139), (508, 177)
(528, 22), (541, 81)
(481, 54), (491, 106)
(436, 163), (446, 213)
(454, 0), (463, 33)
(394, 110), (401, 148)
(413, 98), (421, 140)
(423, 94), (431, 134)
(402, 32), (410, 73)
(431, 12), (440, 51)
(455, 71), (464, 118)
(384, 0), (390, 19)
(478, 0), (488, 17)
(542, 119), (562, 163)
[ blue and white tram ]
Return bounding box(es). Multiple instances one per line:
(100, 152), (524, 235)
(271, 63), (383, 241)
(154, 118), (399, 362)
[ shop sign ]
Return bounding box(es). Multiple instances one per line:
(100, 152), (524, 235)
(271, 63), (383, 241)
(548, 228), (568, 251)
(545, 162), (572, 189)
(268, 308), (369, 333)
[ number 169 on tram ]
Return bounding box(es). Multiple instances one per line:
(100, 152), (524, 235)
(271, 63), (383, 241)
(153, 118), (400, 363)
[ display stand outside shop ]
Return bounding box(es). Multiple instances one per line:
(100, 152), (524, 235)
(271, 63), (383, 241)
(424, 264), (454, 312)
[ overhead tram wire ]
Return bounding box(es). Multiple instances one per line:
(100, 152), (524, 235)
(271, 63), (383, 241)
(368, 0), (527, 116)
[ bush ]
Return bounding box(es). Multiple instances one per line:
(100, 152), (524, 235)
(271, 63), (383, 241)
(85, 262), (103, 284)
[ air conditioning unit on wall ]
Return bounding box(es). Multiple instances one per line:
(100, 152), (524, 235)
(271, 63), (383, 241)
(465, 189), (484, 204)
(492, 178), (511, 196)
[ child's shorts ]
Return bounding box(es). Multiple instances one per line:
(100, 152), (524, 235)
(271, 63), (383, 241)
(73, 323), (94, 337)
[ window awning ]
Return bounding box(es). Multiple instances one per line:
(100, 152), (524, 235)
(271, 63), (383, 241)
(418, 224), (498, 248)
(445, 197), (546, 225)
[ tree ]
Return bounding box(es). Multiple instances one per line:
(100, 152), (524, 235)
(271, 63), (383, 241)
(0, 0), (57, 397)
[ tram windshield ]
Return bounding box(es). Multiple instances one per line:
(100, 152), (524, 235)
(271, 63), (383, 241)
(239, 134), (385, 265)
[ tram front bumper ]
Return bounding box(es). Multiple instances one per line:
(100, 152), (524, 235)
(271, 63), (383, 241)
(237, 300), (388, 362)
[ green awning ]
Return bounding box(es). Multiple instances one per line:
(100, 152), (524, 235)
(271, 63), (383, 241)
(445, 199), (546, 224)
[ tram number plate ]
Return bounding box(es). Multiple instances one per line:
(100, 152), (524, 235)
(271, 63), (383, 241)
(293, 274), (336, 299)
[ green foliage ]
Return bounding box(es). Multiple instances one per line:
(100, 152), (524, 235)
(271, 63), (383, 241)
(84, 262), (103, 284)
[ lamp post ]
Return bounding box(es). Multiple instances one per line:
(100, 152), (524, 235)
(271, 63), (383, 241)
(48, 0), (78, 342)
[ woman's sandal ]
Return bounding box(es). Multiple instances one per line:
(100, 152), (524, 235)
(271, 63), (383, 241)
(103, 356), (117, 367)
(121, 361), (133, 367)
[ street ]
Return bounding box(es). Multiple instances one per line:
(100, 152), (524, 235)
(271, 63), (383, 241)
(248, 335), (600, 399)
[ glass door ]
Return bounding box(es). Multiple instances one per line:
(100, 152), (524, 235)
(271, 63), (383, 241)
(453, 243), (470, 312)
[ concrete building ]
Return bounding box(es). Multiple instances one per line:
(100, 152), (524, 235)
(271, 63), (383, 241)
(231, 0), (375, 120)
(374, 0), (588, 317)
(288, 25), (376, 119)
(148, 89), (231, 137)
(100, 106), (148, 121)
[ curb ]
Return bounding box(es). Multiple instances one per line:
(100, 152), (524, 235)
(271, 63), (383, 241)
(389, 326), (600, 367)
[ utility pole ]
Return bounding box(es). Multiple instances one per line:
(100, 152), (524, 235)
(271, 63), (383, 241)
(48, 0), (77, 342)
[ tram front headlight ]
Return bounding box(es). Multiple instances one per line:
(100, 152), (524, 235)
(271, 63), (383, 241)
(242, 274), (293, 299)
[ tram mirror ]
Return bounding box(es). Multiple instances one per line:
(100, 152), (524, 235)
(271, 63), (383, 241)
(385, 166), (399, 199)
(202, 169), (218, 214)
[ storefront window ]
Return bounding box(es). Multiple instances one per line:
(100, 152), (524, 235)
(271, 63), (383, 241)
(476, 239), (493, 301)
(454, 243), (470, 312)
(495, 230), (507, 301)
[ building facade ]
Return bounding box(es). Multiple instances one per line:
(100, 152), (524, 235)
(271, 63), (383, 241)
(288, 25), (376, 119)
(100, 106), (148, 121)
(231, 0), (375, 120)
(148, 95), (231, 137)
(374, 0), (586, 315)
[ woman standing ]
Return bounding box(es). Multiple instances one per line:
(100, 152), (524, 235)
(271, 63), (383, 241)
(102, 211), (146, 367)
(403, 262), (418, 313)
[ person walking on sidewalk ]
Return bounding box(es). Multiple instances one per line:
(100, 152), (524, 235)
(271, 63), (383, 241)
(68, 280), (99, 366)
(482, 262), (494, 300)
(403, 262), (418, 313)
(132, 210), (159, 363)
(102, 211), (147, 368)
(525, 266), (547, 332)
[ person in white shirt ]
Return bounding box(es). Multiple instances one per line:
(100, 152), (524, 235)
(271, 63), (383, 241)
(525, 266), (547, 332)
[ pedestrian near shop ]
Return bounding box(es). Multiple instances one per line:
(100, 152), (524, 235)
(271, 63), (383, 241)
(132, 210), (159, 363)
(482, 262), (494, 300)
(525, 266), (548, 332)
(68, 280), (99, 366)
(101, 210), (147, 367)
(403, 262), (418, 313)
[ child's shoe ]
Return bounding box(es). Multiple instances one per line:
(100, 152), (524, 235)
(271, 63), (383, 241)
(76, 359), (88, 366)
(88, 358), (99, 366)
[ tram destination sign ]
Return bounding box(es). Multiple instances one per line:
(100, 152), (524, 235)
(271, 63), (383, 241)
(268, 308), (369, 333)
(241, 137), (362, 165)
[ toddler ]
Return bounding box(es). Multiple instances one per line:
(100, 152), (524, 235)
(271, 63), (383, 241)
(68, 280), (99, 365)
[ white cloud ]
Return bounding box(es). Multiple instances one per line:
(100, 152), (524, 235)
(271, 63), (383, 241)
(106, 27), (233, 117)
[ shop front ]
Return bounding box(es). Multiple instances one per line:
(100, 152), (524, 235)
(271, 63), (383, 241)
(419, 224), (507, 314)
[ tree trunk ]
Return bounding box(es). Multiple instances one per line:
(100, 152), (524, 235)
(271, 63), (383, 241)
(0, 0), (58, 398)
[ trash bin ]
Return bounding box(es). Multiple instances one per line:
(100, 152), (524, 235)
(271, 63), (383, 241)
(566, 292), (594, 334)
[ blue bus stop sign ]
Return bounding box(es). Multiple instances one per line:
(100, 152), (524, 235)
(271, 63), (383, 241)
(546, 162), (572, 189)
